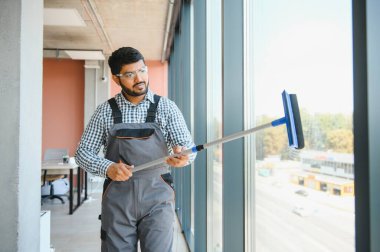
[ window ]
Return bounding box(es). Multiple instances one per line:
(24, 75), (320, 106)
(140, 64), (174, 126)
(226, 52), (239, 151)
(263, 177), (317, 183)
(249, 0), (354, 251)
(206, 0), (223, 251)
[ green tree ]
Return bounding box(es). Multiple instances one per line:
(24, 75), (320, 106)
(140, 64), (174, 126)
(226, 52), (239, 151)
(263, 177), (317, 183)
(326, 129), (353, 153)
(255, 111), (353, 158)
(255, 115), (287, 159)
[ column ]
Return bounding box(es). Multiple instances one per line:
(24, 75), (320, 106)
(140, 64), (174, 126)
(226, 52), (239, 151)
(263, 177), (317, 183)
(0, 0), (43, 251)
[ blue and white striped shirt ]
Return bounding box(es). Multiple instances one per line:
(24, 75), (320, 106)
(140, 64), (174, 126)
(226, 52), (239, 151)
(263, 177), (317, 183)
(75, 89), (195, 178)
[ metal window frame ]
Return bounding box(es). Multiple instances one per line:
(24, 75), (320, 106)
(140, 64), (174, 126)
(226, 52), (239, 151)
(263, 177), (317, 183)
(352, 0), (380, 251)
(168, 1), (208, 251)
(222, 0), (245, 251)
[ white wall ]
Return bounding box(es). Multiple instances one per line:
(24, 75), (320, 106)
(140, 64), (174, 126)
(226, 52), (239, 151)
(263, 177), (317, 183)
(84, 60), (110, 126)
(0, 0), (43, 251)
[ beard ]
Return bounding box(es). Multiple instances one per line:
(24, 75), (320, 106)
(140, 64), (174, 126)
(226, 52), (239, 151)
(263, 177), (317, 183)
(120, 81), (149, 97)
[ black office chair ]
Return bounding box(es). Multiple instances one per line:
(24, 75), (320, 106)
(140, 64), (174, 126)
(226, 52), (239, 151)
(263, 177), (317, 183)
(41, 148), (69, 204)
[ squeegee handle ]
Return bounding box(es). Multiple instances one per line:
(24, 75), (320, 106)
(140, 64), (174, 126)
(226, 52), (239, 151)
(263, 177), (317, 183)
(132, 147), (202, 173)
(132, 122), (273, 173)
(132, 157), (168, 172)
(203, 122), (272, 149)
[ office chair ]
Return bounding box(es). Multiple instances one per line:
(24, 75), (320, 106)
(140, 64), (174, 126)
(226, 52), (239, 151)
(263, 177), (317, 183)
(41, 148), (69, 204)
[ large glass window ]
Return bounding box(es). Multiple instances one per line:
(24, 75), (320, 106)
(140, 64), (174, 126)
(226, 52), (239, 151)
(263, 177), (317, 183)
(206, 0), (223, 251)
(250, 0), (354, 251)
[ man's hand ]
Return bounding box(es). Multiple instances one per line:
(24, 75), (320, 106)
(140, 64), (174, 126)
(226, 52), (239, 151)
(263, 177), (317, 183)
(106, 162), (133, 181)
(166, 146), (189, 168)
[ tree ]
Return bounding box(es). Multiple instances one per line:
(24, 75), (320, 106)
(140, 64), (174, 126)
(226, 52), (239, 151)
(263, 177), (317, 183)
(255, 115), (287, 159)
(255, 111), (353, 159)
(326, 129), (353, 153)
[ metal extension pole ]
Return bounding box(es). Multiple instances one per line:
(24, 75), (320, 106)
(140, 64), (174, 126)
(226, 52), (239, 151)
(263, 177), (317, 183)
(132, 122), (273, 172)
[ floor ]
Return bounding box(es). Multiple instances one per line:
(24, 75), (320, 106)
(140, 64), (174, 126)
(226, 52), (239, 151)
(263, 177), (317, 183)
(41, 178), (189, 252)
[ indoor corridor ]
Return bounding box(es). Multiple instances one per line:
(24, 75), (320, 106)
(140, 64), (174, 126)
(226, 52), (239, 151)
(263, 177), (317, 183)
(41, 178), (189, 252)
(1, 1), (379, 251)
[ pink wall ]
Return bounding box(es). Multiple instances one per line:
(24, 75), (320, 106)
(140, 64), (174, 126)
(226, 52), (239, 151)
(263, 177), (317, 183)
(110, 60), (168, 97)
(42, 59), (84, 157)
(42, 59), (166, 158)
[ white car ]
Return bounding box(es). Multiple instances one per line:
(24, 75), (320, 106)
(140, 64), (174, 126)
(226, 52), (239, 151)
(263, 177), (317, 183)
(292, 205), (317, 217)
(295, 189), (309, 196)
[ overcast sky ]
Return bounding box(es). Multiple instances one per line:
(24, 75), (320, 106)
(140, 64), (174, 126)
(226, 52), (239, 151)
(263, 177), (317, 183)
(253, 0), (353, 116)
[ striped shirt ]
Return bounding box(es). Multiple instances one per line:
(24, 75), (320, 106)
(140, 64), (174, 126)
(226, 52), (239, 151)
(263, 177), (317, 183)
(75, 89), (195, 178)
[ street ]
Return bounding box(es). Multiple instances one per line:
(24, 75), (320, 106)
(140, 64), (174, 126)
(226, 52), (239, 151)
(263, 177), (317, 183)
(255, 167), (355, 252)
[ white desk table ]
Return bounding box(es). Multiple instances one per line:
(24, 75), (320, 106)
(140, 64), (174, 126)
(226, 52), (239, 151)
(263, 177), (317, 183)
(41, 160), (88, 214)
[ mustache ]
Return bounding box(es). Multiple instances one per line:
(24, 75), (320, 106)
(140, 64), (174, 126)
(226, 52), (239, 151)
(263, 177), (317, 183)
(133, 82), (146, 88)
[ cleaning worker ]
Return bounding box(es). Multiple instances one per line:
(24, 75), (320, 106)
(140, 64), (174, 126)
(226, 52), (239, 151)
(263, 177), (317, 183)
(75, 47), (196, 252)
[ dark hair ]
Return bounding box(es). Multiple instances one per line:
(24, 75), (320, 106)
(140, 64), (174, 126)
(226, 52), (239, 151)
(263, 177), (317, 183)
(108, 47), (145, 75)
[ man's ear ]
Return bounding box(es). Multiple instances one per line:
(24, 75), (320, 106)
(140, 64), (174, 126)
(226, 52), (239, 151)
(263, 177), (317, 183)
(111, 75), (120, 85)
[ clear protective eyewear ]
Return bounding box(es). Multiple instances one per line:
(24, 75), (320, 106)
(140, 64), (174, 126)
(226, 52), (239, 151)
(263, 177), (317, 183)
(115, 66), (148, 80)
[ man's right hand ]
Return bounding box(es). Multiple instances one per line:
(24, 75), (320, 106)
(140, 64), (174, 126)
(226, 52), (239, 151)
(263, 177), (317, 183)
(106, 162), (133, 181)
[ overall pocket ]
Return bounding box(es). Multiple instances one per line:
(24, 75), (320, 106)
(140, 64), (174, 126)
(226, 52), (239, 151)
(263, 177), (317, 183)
(160, 173), (175, 192)
(115, 128), (168, 167)
(115, 128), (155, 139)
(102, 179), (114, 199)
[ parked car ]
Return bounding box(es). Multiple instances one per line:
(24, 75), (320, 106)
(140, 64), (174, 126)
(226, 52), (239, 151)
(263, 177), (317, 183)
(292, 205), (317, 217)
(295, 189), (308, 196)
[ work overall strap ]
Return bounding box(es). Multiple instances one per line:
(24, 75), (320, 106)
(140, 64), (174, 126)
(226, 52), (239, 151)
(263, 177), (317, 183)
(108, 98), (122, 124)
(145, 95), (161, 122)
(108, 95), (161, 124)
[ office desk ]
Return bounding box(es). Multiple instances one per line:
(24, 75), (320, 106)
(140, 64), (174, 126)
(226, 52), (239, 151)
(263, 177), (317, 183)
(42, 161), (88, 214)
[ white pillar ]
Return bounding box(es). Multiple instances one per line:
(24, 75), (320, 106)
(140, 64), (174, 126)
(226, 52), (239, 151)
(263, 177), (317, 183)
(84, 60), (110, 126)
(0, 0), (43, 251)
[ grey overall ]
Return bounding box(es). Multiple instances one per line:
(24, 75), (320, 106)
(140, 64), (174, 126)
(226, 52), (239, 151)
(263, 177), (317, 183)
(101, 95), (175, 252)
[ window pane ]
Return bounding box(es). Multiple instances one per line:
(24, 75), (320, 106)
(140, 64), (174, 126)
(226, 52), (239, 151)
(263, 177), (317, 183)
(251, 0), (355, 251)
(207, 0), (223, 251)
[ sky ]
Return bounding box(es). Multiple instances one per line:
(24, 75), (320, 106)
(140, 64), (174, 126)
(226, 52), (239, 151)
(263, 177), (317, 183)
(252, 0), (353, 117)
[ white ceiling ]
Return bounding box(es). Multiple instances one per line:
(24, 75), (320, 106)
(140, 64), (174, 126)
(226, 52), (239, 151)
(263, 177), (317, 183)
(43, 0), (169, 60)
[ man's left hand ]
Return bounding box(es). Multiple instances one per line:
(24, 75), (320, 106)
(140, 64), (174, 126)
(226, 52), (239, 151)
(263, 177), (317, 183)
(166, 146), (189, 168)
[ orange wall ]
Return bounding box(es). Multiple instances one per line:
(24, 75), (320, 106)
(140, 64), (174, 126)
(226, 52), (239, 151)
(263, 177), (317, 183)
(110, 60), (168, 97)
(42, 59), (84, 157)
(42, 59), (166, 158)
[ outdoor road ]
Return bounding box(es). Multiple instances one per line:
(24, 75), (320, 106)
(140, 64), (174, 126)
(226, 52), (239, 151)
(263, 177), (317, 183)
(255, 172), (355, 252)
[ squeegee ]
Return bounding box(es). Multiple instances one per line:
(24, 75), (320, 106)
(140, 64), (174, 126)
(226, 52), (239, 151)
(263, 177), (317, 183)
(132, 90), (304, 173)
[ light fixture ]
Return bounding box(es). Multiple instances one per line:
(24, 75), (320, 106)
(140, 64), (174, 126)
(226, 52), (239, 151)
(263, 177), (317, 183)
(44, 8), (86, 27)
(64, 50), (105, 60)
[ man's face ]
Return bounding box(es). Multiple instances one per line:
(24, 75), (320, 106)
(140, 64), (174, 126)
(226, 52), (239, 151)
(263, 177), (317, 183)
(113, 59), (149, 97)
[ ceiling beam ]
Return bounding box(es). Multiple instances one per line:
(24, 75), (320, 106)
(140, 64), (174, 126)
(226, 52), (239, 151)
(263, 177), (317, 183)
(161, 0), (182, 62)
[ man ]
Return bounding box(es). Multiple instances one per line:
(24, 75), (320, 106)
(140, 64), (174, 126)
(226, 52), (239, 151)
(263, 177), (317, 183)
(75, 47), (196, 252)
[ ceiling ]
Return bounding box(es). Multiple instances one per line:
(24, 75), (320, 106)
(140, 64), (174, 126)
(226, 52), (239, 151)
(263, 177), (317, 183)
(43, 0), (171, 61)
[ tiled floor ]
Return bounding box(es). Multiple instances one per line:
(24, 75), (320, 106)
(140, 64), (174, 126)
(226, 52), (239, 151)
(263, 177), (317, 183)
(41, 180), (189, 252)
